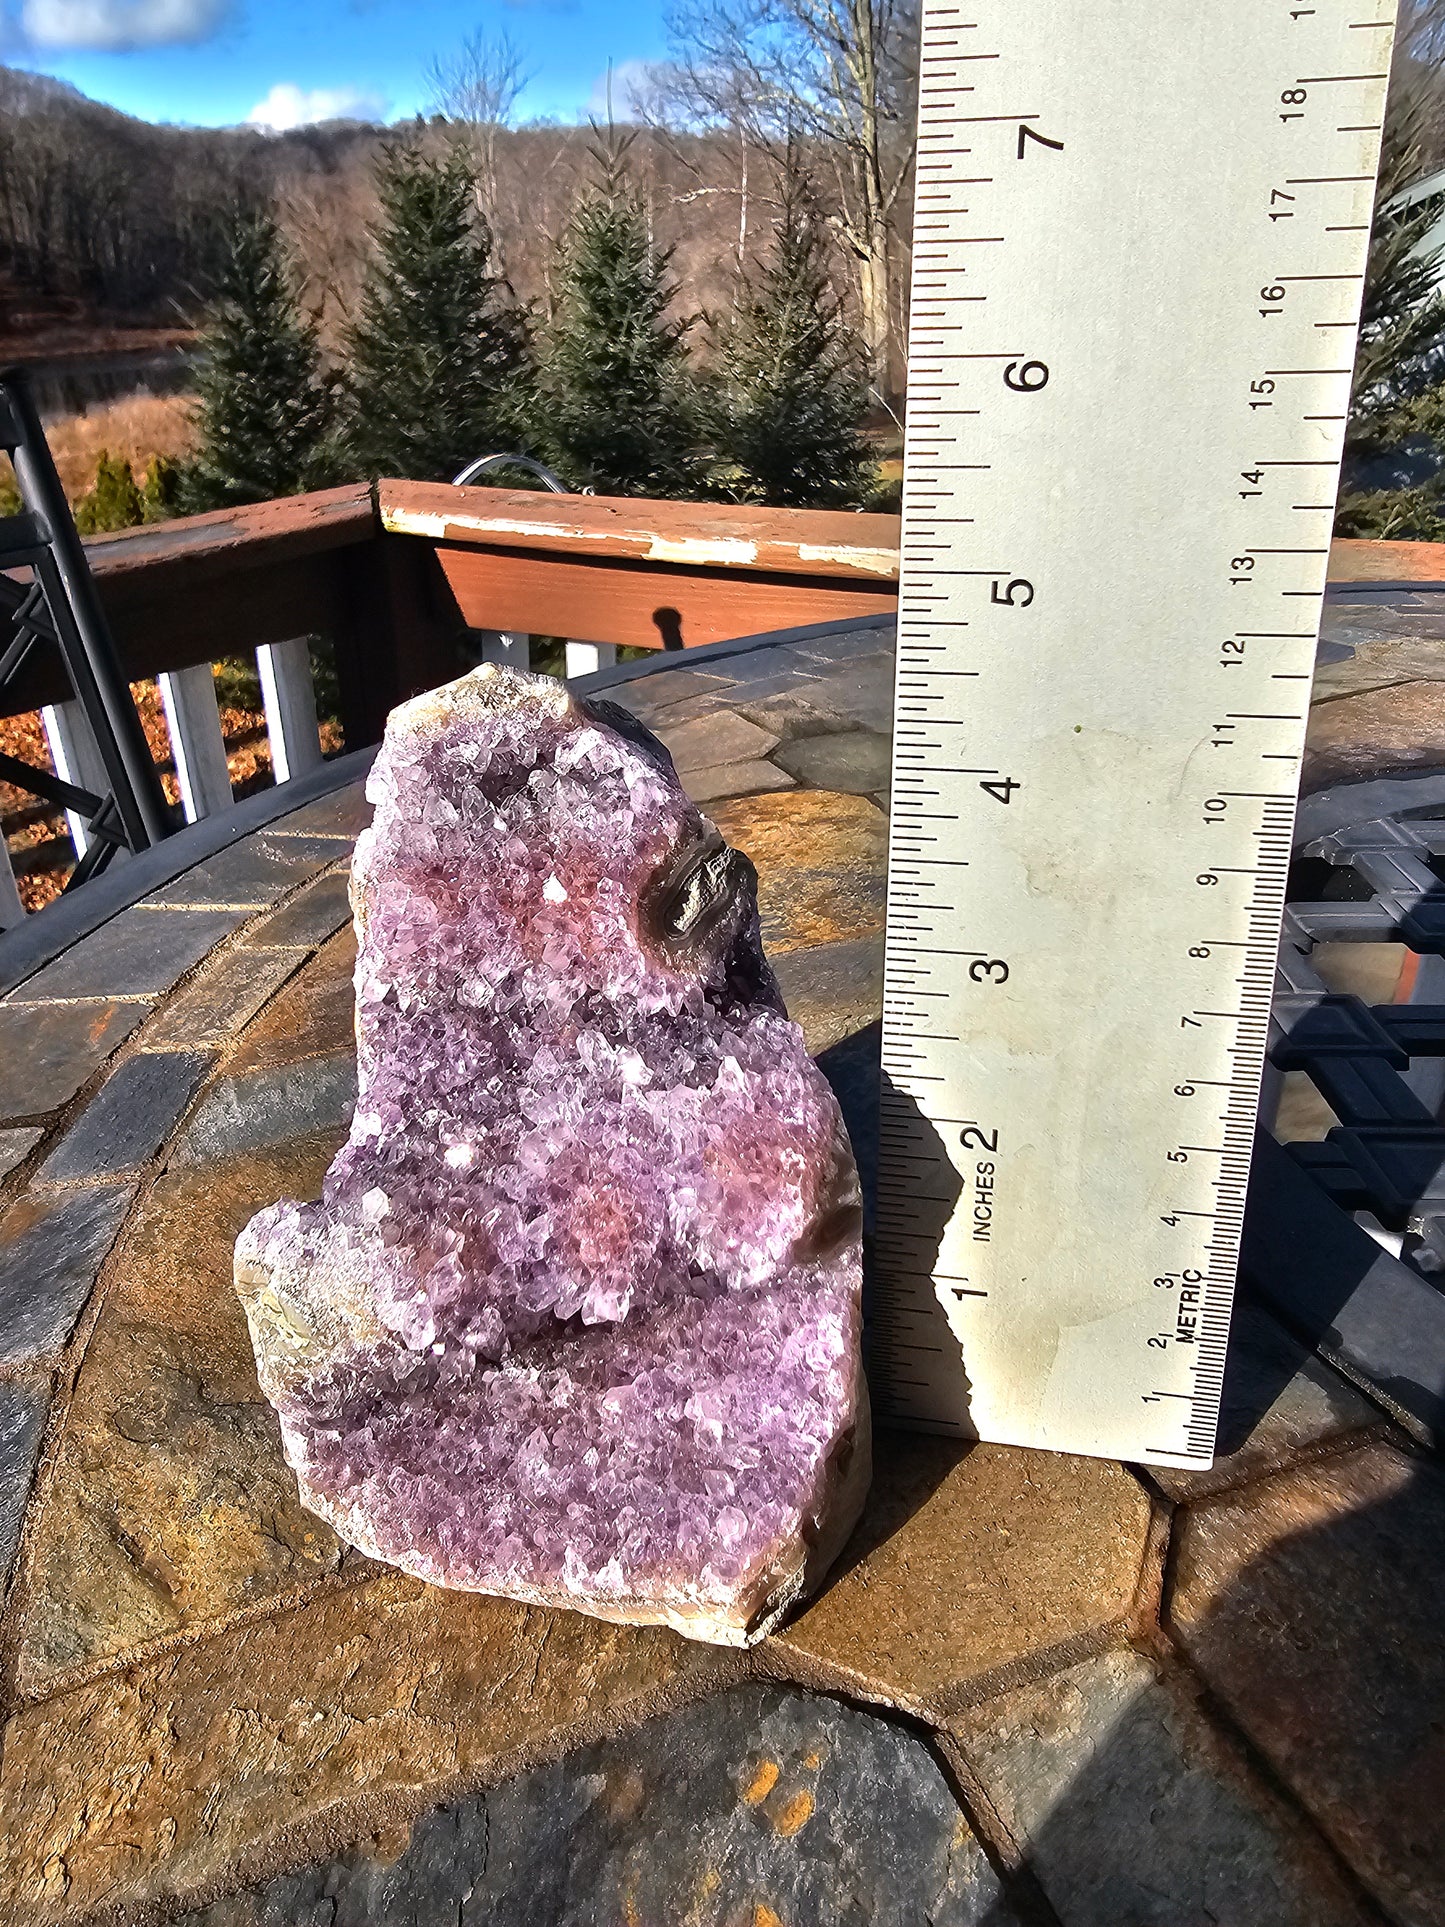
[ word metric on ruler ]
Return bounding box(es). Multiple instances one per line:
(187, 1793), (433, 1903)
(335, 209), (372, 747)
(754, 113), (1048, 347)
(874, 0), (1396, 1468)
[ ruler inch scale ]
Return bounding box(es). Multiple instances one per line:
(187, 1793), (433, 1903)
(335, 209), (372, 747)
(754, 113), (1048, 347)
(874, 0), (1396, 1470)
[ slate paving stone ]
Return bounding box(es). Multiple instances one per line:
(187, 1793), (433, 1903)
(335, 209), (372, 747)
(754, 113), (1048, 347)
(267, 783), (373, 841)
(241, 871), (352, 950)
(8, 907), (249, 1002)
(0, 1179), (137, 1368)
(226, 926), (358, 1075)
(774, 729), (893, 795)
(16, 1138), (358, 1693)
(0, 1571), (733, 1925)
(0, 1126), (42, 1183)
(602, 667), (731, 712)
(950, 1648), (1371, 1927)
(770, 1432), (1151, 1712)
(1309, 631), (1445, 700)
(1169, 1441), (1445, 1924)
(149, 834), (347, 909)
(1302, 679), (1445, 790)
(0, 1378), (48, 1590)
(0, 996), (150, 1119)
(773, 937), (883, 1058)
(168, 1052), (358, 1166)
(140, 946), (303, 1050)
(1147, 1301), (1387, 1503)
(687, 758), (797, 804)
(37, 1048), (212, 1182)
(615, 691), (728, 734)
(180, 1682), (1017, 1927)
(711, 790), (888, 955)
(801, 662), (898, 732)
(654, 709), (781, 772)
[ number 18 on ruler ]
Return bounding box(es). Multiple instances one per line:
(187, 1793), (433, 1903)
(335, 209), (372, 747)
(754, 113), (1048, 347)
(875, 0), (1395, 1467)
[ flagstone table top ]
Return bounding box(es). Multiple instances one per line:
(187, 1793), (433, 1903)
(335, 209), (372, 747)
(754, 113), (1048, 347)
(0, 613), (1438, 1925)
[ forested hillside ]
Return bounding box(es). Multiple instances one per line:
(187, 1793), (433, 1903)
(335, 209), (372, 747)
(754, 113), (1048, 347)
(0, 65), (911, 378)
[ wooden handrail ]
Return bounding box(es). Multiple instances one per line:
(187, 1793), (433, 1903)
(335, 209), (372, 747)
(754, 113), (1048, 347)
(4, 482), (1437, 726)
(378, 478), (901, 582)
(378, 478), (901, 652)
(1327, 536), (1445, 585)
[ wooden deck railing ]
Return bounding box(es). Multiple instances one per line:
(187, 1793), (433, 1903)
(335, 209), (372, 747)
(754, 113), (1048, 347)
(2, 476), (1441, 921)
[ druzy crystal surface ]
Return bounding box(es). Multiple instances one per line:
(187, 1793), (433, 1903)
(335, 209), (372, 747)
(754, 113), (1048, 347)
(235, 666), (869, 1645)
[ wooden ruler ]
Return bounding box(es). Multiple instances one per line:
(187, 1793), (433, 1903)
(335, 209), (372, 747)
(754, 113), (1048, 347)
(874, 0), (1397, 1467)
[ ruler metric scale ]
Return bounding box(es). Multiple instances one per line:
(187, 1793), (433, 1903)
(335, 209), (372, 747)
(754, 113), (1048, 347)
(875, 0), (1397, 1467)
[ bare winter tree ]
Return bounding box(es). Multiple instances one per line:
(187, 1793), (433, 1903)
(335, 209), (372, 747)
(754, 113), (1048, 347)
(425, 27), (533, 249)
(656, 0), (919, 388)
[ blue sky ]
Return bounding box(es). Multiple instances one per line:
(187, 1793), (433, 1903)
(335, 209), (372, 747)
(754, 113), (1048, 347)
(0, 0), (667, 128)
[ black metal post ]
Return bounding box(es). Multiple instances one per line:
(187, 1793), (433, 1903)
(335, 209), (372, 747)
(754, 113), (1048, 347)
(1, 367), (172, 849)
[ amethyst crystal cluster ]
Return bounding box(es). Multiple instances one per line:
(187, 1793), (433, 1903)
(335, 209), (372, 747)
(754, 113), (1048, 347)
(235, 666), (869, 1644)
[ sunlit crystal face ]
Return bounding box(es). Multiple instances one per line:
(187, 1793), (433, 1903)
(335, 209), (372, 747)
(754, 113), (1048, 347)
(236, 668), (866, 1642)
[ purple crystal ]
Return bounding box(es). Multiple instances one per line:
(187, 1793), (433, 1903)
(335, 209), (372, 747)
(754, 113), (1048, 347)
(235, 667), (869, 1644)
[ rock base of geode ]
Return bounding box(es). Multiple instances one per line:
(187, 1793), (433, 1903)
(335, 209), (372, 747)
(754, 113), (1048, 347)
(235, 665), (869, 1645)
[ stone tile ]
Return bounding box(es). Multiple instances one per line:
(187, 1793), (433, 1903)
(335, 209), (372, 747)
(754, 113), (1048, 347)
(0, 1572), (732, 1924)
(182, 1681), (1016, 1927)
(1303, 680), (1445, 791)
(950, 1648), (1371, 1927)
(713, 668), (818, 702)
(603, 667), (730, 712)
(1309, 632), (1445, 702)
(1148, 1302), (1387, 1502)
(770, 1433), (1151, 1712)
(16, 1140), (354, 1692)
(774, 729), (893, 795)
(654, 709), (780, 772)
(0, 1180), (136, 1368)
(711, 790), (888, 955)
(1169, 1441), (1445, 1924)
(267, 783), (371, 840)
(802, 660), (898, 732)
(140, 947), (303, 1050)
(168, 1053), (357, 1167)
(241, 871), (352, 951)
(0, 1378), (47, 1590)
(37, 1049), (212, 1182)
(773, 936), (884, 1057)
(0, 1126), (42, 1182)
(9, 907), (248, 1002)
(150, 834), (346, 910)
(789, 630), (895, 666)
(687, 759), (797, 805)
(226, 927), (358, 1076)
(0, 998), (149, 1120)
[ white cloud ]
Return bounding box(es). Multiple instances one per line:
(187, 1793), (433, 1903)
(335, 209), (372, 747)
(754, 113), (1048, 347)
(21, 0), (225, 49)
(584, 58), (663, 121)
(245, 81), (384, 132)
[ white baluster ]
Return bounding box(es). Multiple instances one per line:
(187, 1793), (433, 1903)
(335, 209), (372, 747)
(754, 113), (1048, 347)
(41, 698), (122, 859)
(478, 632), (531, 670)
(256, 638), (322, 784)
(565, 642), (617, 679)
(159, 664), (233, 822)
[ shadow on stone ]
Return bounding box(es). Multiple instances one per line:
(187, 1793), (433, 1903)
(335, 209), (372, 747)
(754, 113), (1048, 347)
(814, 1019), (971, 1585)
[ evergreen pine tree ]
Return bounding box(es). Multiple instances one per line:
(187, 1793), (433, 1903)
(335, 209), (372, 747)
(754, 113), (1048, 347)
(183, 206), (337, 512)
(344, 142), (528, 480)
(1336, 96), (1445, 539)
(715, 156), (876, 508)
(73, 451), (143, 534)
(537, 131), (703, 497)
(140, 455), (179, 524)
